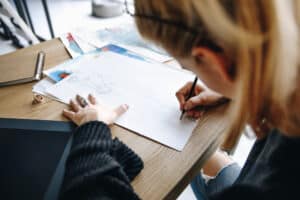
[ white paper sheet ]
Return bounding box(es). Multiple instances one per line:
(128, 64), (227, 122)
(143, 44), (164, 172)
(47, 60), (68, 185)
(32, 78), (55, 96)
(47, 52), (197, 151)
(32, 78), (65, 103)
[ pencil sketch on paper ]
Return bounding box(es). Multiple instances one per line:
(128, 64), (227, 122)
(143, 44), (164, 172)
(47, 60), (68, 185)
(90, 74), (113, 94)
(66, 73), (113, 95)
(46, 52), (197, 151)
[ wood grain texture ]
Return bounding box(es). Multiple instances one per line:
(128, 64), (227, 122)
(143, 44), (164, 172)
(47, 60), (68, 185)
(0, 39), (230, 199)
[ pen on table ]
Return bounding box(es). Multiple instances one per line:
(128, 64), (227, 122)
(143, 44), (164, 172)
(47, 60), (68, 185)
(34, 51), (45, 81)
(180, 76), (198, 120)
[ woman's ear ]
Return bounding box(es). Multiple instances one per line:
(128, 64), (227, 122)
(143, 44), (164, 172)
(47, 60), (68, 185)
(192, 47), (233, 82)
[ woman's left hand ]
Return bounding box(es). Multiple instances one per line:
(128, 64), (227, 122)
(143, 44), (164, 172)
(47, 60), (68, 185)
(63, 94), (129, 126)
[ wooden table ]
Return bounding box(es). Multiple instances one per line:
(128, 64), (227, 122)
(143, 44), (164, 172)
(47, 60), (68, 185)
(0, 39), (230, 199)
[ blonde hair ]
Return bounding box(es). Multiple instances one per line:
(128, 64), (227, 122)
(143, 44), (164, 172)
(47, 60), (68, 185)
(134, 0), (300, 144)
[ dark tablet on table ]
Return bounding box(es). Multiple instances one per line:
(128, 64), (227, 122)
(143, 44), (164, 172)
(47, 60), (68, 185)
(0, 118), (75, 200)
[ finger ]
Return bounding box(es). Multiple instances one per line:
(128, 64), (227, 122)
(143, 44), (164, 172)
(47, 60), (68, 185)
(186, 109), (205, 119)
(175, 93), (186, 110)
(187, 111), (197, 119)
(192, 112), (198, 118)
(176, 82), (193, 97)
(76, 94), (88, 108)
(70, 99), (80, 112)
(186, 110), (195, 117)
(186, 110), (199, 117)
(184, 95), (207, 110)
(195, 84), (204, 95)
(114, 104), (129, 117)
(63, 109), (75, 120)
(176, 82), (193, 109)
(195, 110), (205, 118)
(191, 112), (200, 119)
(88, 94), (97, 105)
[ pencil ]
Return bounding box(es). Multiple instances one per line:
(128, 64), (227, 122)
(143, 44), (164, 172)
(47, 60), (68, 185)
(180, 76), (198, 120)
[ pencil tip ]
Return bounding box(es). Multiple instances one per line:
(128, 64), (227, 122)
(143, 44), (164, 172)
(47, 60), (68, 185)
(180, 112), (184, 120)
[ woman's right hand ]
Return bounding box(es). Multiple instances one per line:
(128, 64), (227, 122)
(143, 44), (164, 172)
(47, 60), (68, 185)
(176, 82), (227, 119)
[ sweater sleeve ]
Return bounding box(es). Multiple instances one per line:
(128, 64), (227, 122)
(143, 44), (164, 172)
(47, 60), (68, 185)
(60, 121), (141, 200)
(110, 138), (144, 181)
(210, 185), (267, 200)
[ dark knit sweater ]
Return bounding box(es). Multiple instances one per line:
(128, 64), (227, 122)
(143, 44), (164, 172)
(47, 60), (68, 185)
(60, 121), (143, 200)
(60, 122), (300, 200)
(211, 129), (300, 200)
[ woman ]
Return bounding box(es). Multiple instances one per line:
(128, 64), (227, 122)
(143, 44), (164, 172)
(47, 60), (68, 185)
(60, 0), (300, 199)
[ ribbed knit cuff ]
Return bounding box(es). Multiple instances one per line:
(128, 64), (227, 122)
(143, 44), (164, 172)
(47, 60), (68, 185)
(111, 138), (144, 181)
(73, 121), (111, 146)
(69, 121), (113, 159)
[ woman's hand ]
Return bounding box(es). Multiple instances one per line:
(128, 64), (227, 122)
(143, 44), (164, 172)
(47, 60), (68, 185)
(63, 94), (128, 126)
(176, 82), (227, 119)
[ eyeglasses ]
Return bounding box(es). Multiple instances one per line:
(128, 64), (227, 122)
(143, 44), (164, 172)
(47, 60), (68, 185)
(124, 0), (223, 52)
